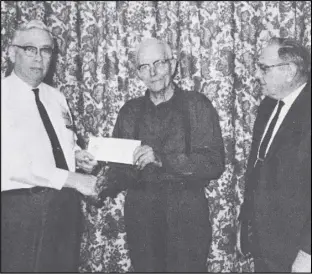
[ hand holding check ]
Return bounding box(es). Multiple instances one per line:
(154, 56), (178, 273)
(75, 150), (98, 173)
(87, 136), (162, 170)
(133, 145), (162, 170)
(88, 136), (141, 165)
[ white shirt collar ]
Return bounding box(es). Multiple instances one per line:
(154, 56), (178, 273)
(11, 70), (44, 92)
(11, 70), (33, 91)
(282, 82), (307, 107)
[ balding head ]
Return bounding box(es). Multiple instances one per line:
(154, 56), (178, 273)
(12, 20), (54, 49)
(9, 20), (54, 88)
(268, 37), (310, 82)
(256, 36), (310, 100)
(135, 38), (173, 67)
(135, 37), (177, 96)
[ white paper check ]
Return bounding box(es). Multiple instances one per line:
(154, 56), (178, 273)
(88, 136), (141, 165)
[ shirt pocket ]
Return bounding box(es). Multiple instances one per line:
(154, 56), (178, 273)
(63, 125), (76, 151)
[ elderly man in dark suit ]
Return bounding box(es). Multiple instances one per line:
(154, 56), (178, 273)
(239, 37), (311, 272)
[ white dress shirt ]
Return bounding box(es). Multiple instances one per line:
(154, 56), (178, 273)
(1, 72), (80, 191)
(257, 82), (306, 158)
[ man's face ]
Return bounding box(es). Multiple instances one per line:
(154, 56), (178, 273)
(255, 44), (292, 100)
(9, 28), (53, 87)
(137, 42), (175, 93)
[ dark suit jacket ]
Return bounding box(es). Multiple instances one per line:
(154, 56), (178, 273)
(242, 81), (311, 271)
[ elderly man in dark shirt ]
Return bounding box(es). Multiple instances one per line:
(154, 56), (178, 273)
(100, 38), (225, 272)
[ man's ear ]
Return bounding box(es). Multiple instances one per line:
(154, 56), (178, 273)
(169, 58), (177, 76)
(8, 45), (16, 64)
(286, 62), (298, 82)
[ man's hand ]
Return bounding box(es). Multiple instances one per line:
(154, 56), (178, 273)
(292, 250), (311, 272)
(65, 172), (98, 197)
(133, 145), (162, 170)
(75, 150), (98, 173)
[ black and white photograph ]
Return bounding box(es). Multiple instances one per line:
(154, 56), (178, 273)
(1, 1), (311, 273)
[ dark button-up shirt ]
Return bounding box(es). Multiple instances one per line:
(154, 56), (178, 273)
(106, 84), (225, 192)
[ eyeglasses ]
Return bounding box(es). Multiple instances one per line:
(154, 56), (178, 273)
(13, 45), (53, 58)
(138, 59), (172, 74)
(257, 62), (290, 74)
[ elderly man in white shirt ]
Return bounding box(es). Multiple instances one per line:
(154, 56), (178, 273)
(1, 20), (99, 272)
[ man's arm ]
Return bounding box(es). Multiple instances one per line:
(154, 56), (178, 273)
(1, 100), (97, 195)
(1, 113), (68, 190)
(292, 133), (311, 272)
(1, 135), (98, 196)
(159, 95), (225, 181)
(2, 158), (98, 197)
(133, 94), (225, 185)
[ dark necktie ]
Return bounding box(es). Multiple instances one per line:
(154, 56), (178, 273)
(33, 88), (69, 170)
(257, 100), (285, 161)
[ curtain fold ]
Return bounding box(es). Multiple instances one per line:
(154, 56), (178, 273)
(1, 1), (311, 272)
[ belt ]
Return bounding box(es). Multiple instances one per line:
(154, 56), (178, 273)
(2, 187), (48, 196)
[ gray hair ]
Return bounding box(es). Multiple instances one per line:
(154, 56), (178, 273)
(269, 37), (311, 80)
(11, 20), (54, 48)
(135, 37), (173, 66)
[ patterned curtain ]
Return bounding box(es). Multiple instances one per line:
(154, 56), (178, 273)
(1, 1), (311, 272)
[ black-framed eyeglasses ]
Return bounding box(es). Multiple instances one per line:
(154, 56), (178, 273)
(257, 62), (290, 73)
(137, 58), (172, 74)
(13, 45), (53, 58)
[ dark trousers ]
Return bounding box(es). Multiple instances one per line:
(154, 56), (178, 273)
(1, 187), (82, 272)
(124, 183), (212, 272)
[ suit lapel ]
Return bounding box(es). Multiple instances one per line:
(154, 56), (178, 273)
(265, 83), (311, 161)
(248, 97), (277, 168)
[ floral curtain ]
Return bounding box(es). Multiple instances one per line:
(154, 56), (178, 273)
(1, 1), (311, 272)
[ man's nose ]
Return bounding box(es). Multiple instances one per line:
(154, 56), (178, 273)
(34, 49), (43, 61)
(255, 67), (262, 79)
(150, 65), (157, 76)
